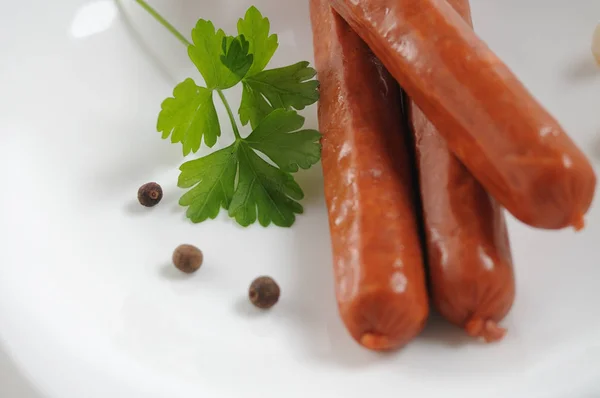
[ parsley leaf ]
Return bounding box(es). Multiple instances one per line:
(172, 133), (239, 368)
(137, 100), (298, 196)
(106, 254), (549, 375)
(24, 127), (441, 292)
(239, 62), (320, 128)
(237, 6), (278, 77)
(220, 35), (254, 80)
(178, 145), (237, 223)
(157, 78), (220, 154)
(243, 62), (319, 110)
(188, 20), (242, 89)
(228, 142), (304, 227)
(239, 80), (274, 129)
(245, 109), (321, 172)
(178, 109), (317, 227)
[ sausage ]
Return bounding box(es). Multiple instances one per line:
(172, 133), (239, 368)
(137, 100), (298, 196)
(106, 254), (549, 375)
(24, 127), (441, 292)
(406, 0), (515, 342)
(310, 0), (429, 351)
(330, 0), (597, 230)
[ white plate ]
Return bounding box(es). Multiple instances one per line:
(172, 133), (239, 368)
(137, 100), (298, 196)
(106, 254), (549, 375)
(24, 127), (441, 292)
(1, 0), (600, 397)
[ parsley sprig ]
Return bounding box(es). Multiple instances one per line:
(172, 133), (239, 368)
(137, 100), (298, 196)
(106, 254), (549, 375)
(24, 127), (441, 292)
(136, 1), (321, 227)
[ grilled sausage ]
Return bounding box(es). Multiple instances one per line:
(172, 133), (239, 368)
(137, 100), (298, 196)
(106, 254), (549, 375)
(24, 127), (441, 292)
(310, 0), (429, 351)
(406, 0), (514, 342)
(331, 0), (597, 230)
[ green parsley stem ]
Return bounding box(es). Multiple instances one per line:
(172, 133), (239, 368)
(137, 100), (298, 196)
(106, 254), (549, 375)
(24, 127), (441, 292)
(134, 0), (192, 47)
(217, 89), (242, 140)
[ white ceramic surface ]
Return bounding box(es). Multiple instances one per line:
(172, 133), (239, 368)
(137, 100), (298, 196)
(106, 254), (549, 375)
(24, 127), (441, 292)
(1, 1), (600, 397)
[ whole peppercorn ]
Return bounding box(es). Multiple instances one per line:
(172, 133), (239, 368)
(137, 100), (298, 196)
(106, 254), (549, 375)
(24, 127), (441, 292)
(138, 182), (163, 207)
(249, 276), (280, 309)
(172, 244), (203, 273)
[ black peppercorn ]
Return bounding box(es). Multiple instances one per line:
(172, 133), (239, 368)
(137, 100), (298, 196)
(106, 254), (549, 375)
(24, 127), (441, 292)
(138, 182), (163, 207)
(249, 276), (280, 309)
(172, 244), (203, 273)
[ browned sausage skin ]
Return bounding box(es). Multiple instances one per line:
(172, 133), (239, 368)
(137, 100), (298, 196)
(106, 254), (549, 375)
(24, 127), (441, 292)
(310, 0), (429, 351)
(331, 0), (597, 230)
(407, 0), (515, 343)
(411, 97), (515, 342)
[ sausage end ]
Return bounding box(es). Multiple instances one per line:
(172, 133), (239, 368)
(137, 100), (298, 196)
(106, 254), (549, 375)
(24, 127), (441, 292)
(465, 318), (507, 343)
(341, 288), (429, 351)
(572, 214), (585, 231)
(360, 333), (395, 351)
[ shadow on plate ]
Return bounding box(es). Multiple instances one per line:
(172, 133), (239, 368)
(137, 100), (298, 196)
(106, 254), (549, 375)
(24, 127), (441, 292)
(417, 311), (474, 347)
(590, 132), (600, 161)
(0, 343), (45, 398)
(233, 296), (277, 319)
(123, 198), (154, 215)
(158, 262), (195, 281)
(563, 54), (600, 82)
(292, 166), (324, 206)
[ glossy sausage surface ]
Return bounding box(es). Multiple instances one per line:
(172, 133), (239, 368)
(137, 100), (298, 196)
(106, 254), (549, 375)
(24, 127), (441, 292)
(310, 0), (429, 351)
(331, 0), (596, 230)
(407, 0), (514, 342)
